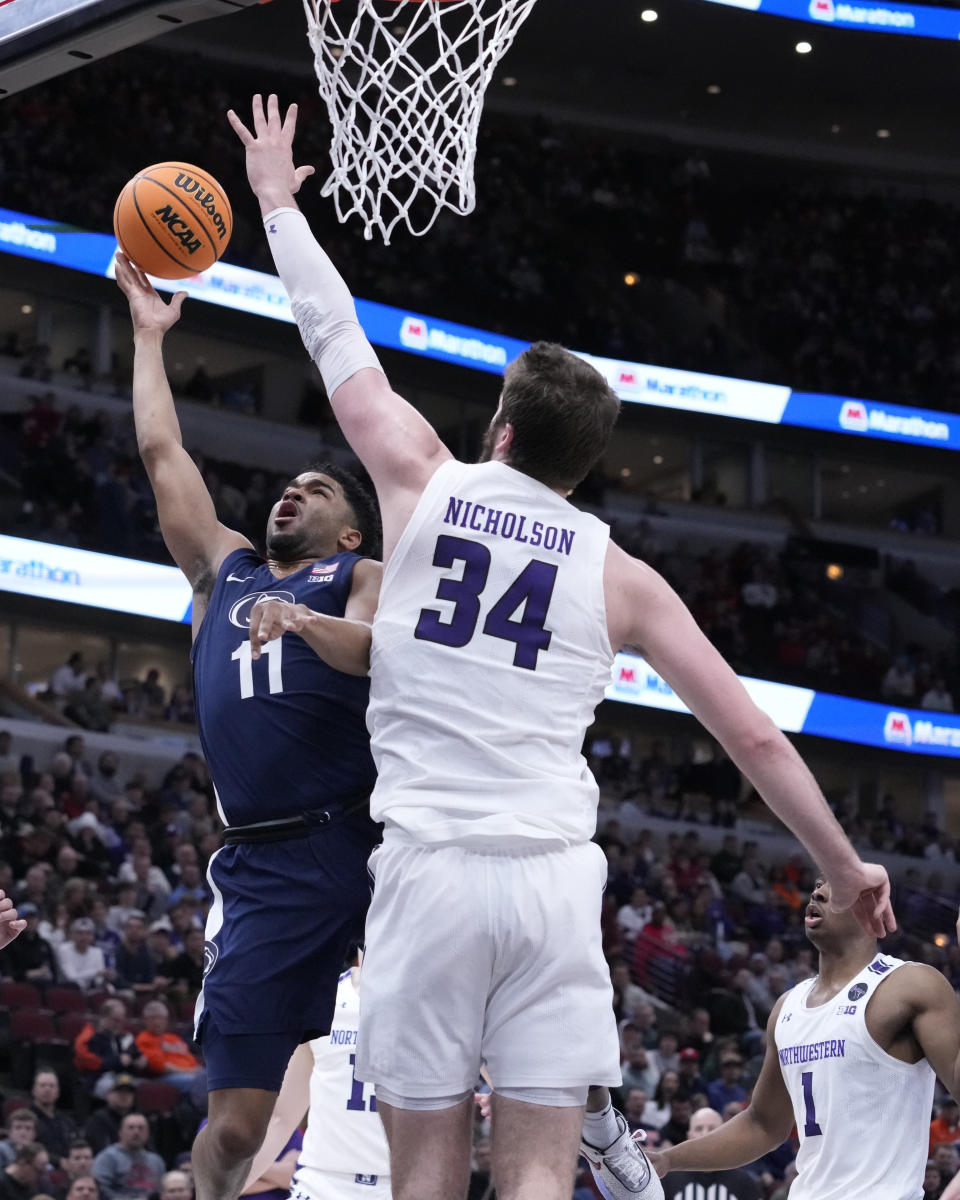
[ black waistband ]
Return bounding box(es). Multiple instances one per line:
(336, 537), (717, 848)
(223, 794), (371, 845)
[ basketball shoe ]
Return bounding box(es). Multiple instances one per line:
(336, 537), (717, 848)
(580, 1112), (664, 1200)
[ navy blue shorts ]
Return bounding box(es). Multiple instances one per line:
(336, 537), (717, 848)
(196, 818), (373, 1090)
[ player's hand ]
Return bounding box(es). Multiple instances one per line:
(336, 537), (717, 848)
(227, 94), (315, 204)
(0, 891), (27, 950)
(115, 252), (186, 335)
(249, 599), (315, 660)
(646, 1148), (671, 1179)
(827, 861), (896, 938)
(474, 1092), (492, 1121)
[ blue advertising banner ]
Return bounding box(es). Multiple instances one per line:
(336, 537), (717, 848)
(2, 204), (959, 450)
(699, 0), (960, 40)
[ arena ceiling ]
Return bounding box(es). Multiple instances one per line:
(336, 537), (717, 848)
(154, 0), (960, 178)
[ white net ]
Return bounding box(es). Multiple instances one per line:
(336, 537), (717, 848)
(304, 0), (539, 244)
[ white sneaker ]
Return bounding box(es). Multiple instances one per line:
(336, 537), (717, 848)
(580, 1112), (664, 1200)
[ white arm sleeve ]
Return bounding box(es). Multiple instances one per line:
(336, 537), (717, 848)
(262, 207), (385, 397)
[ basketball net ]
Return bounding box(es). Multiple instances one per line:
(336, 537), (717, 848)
(304, 0), (539, 243)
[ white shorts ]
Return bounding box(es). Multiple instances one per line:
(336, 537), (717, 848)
(355, 837), (622, 1097)
(291, 1166), (390, 1199)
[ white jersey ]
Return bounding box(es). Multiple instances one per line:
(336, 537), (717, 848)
(368, 458), (613, 847)
(775, 953), (935, 1200)
(295, 970), (390, 1184)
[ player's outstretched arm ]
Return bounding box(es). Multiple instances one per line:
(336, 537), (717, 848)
(228, 96), (451, 539)
(605, 541), (895, 937)
(649, 999), (794, 1178)
(907, 961), (960, 1102)
(249, 560), (382, 676)
(116, 253), (250, 598)
(242, 1041), (312, 1189)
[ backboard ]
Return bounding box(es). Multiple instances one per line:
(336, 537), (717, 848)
(0, 0), (268, 97)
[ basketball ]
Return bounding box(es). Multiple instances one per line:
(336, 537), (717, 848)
(113, 162), (233, 279)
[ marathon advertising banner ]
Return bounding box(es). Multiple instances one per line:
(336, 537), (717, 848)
(0, 534), (193, 624)
(699, 0), (960, 40)
(3, 203), (960, 451)
(607, 651), (960, 759)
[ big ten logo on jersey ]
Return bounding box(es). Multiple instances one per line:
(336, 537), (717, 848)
(309, 561), (340, 585)
(836, 1005), (857, 1016)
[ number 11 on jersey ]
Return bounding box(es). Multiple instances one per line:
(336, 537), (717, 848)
(231, 639), (284, 699)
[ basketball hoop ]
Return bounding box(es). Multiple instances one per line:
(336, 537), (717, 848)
(303, 0), (539, 244)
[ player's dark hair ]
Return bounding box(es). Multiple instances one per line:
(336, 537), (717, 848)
(499, 342), (620, 491)
(306, 460), (382, 560)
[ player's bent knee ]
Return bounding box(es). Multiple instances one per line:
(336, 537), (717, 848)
(376, 1085), (473, 1111)
(495, 1085), (588, 1107)
(204, 1111), (270, 1161)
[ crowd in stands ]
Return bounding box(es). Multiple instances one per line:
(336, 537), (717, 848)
(4, 383), (960, 711)
(5, 49), (960, 414)
(0, 724), (956, 1196)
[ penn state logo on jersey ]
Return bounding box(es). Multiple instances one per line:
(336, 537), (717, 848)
(227, 590), (296, 628)
(203, 940), (219, 977)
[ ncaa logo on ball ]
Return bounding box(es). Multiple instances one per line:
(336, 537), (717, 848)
(848, 982), (867, 1001)
(203, 940), (219, 977)
(228, 591), (296, 628)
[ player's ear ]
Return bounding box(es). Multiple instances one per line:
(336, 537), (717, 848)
(338, 525), (362, 553)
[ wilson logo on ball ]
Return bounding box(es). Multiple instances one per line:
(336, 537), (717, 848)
(172, 173), (229, 240)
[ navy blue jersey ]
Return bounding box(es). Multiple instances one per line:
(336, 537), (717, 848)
(191, 548), (376, 827)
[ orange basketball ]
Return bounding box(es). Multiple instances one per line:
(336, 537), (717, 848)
(113, 162), (233, 279)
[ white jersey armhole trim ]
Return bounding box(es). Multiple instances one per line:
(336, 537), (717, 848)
(380, 459), (464, 592)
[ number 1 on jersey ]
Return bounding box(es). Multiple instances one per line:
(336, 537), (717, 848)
(231, 639), (283, 699)
(801, 1071), (822, 1136)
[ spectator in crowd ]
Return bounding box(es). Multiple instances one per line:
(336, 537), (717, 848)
(662, 1107), (761, 1200)
(82, 1080), (139, 1157)
(934, 1142), (960, 1185)
(89, 754), (124, 809)
(466, 1139), (492, 1200)
(622, 1089), (648, 1134)
(72, 1005), (134, 1095)
(66, 1177), (100, 1200)
(618, 886), (653, 946)
(62, 1140), (96, 1192)
(50, 655), (86, 701)
(134, 1002), (205, 1101)
(881, 657), (916, 703)
(923, 1160), (942, 1200)
(0, 1112), (39, 1170)
(139, 671), (165, 718)
(3, 902), (58, 982)
(92, 1114), (165, 1200)
(30, 1069), (77, 1168)
(0, 1142), (52, 1200)
(660, 1095), (693, 1147)
(113, 914), (168, 998)
(922, 678), (955, 713)
(677, 1048), (708, 1098)
(167, 928), (205, 999)
(932, 1098), (960, 1156)
(643, 1071), (683, 1130)
(57, 918), (109, 991)
(0, 731), (16, 777)
(158, 1171), (193, 1200)
(706, 1054), (749, 1113)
